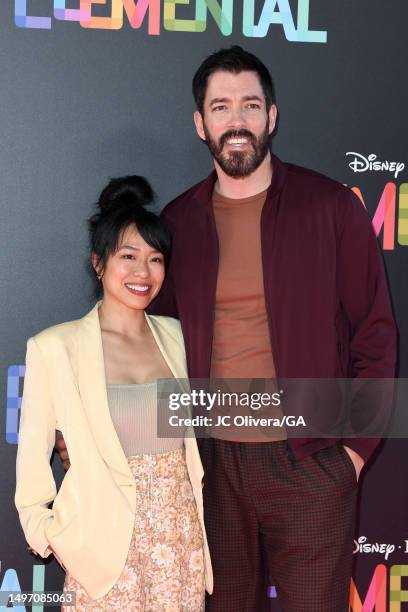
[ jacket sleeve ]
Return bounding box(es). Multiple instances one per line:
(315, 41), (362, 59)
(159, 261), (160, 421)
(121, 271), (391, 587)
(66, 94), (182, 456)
(337, 191), (397, 462)
(148, 268), (178, 317)
(147, 206), (179, 318)
(15, 337), (57, 557)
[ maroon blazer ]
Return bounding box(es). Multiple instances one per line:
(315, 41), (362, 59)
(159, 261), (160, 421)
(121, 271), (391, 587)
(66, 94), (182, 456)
(149, 154), (397, 462)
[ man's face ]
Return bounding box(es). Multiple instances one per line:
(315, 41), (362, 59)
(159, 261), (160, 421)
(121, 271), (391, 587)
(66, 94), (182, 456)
(194, 70), (277, 178)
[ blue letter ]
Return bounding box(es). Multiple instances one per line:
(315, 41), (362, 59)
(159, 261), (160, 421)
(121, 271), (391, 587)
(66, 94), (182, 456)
(15, 1), (52, 29)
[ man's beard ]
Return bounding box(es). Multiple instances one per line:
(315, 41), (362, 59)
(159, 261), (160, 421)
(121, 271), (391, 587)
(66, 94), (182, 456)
(202, 122), (270, 178)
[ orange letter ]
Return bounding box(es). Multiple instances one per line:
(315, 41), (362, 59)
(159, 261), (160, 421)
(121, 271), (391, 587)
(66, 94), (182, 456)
(349, 564), (386, 611)
(80, 0), (123, 29)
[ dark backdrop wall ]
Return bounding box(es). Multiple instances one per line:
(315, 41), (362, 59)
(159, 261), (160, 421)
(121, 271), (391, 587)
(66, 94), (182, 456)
(1, 1), (407, 609)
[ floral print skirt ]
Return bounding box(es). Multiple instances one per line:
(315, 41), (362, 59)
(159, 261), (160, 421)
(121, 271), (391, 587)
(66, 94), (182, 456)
(62, 448), (205, 611)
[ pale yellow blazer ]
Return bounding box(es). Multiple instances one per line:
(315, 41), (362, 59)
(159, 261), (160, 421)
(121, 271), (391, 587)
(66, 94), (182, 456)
(15, 304), (213, 599)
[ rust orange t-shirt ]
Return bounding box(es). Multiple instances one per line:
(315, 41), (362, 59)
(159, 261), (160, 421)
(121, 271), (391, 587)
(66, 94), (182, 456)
(210, 189), (276, 380)
(209, 189), (286, 442)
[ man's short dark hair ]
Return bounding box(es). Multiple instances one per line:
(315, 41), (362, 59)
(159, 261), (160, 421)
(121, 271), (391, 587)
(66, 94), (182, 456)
(192, 45), (276, 116)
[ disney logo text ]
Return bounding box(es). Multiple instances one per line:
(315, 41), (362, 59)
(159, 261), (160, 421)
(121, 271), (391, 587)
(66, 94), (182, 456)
(353, 536), (408, 560)
(346, 152), (405, 179)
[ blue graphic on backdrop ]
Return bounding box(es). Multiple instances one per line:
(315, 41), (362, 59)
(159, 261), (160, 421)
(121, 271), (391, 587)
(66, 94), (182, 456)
(6, 366), (25, 445)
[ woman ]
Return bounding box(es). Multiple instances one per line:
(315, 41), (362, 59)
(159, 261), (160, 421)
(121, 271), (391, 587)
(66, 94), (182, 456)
(15, 176), (212, 611)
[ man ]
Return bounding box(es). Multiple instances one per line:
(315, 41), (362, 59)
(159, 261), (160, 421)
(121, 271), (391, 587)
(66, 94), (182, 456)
(148, 46), (396, 611)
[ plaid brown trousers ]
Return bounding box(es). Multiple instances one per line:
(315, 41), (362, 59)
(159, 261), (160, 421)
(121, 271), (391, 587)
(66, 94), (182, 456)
(200, 439), (357, 612)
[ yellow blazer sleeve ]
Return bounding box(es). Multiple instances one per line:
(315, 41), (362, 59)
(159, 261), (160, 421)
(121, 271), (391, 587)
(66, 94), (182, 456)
(15, 337), (57, 557)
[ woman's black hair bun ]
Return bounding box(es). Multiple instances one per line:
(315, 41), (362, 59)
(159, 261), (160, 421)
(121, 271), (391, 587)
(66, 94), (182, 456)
(98, 175), (155, 212)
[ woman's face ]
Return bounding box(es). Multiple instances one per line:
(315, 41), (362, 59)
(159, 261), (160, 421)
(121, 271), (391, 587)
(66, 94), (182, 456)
(95, 225), (165, 311)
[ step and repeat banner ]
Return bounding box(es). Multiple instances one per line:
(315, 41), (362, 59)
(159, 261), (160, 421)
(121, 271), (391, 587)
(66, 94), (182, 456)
(1, 1), (407, 609)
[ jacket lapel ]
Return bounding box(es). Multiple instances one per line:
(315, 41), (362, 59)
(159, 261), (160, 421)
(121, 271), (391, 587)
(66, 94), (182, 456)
(76, 307), (188, 492)
(145, 314), (188, 381)
(77, 304), (134, 489)
(146, 315), (203, 482)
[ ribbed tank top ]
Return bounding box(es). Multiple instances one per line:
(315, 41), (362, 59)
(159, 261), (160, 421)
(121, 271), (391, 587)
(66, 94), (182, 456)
(107, 382), (183, 456)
